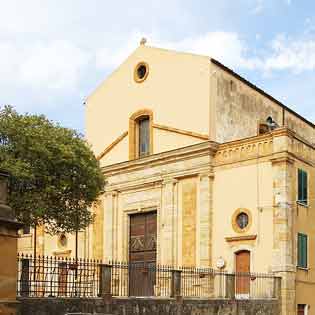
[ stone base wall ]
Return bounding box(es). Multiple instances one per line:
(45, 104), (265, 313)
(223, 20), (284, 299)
(18, 297), (279, 315)
(0, 300), (20, 315)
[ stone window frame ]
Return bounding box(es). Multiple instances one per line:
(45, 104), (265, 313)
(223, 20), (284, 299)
(231, 208), (252, 234)
(134, 62), (149, 83)
(129, 109), (153, 160)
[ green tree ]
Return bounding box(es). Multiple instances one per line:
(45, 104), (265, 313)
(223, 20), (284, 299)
(0, 105), (105, 234)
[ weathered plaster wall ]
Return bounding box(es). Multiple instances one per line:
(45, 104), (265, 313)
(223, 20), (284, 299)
(213, 63), (283, 144)
(212, 63), (315, 144)
(18, 297), (280, 315)
(285, 111), (314, 145)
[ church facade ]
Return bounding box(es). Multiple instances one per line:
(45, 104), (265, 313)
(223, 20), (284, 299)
(18, 42), (315, 315)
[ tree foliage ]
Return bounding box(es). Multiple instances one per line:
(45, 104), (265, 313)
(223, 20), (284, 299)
(0, 105), (105, 234)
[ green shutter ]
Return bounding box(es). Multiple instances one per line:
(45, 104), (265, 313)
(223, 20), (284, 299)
(303, 171), (308, 204)
(298, 233), (308, 268)
(298, 169), (308, 205)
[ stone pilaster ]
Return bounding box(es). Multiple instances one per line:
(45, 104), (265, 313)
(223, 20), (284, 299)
(160, 178), (177, 265)
(271, 155), (295, 315)
(92, 198), (105, 260)
(104, 191), (116, 261)
(198, 172), (214, 267)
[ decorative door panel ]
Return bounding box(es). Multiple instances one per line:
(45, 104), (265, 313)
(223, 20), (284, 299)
(129, 211), (157, 296)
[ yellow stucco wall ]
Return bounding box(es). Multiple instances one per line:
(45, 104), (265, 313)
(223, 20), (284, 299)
(212, 162), (274, 273)
(293, 160), (315, 314)
(86, 45), (211, 160)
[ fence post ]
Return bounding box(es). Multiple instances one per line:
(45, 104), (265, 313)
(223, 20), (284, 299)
(171, 269), (182, 300)
(273, 276), (282, 299)
(20, 258), (30, 297)
(99, 264), (112, 300)
(225, 273), (235, 299)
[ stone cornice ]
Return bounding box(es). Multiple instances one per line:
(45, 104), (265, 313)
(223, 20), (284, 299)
(97, 131), (128, 160)
(153, 123), (210, 140)
(101, 127), (315, 177)
(270, 153), (295, 165)
(102, 141), (219, 176)
(104, 165), (211, 192)
(225, 235), (257, 242)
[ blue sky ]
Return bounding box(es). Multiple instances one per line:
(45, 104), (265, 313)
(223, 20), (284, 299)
(1, 0), (315, 133)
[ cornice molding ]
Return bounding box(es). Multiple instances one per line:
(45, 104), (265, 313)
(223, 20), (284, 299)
(102, 141), (219, 175)
(97, 131), (128, 160)
(225, 235), (257, 242)
(153, 123), (210, 140)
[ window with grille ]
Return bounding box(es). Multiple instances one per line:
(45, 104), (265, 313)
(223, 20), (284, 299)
(298, 169), (308, 205)
(297, 233), (308, 269)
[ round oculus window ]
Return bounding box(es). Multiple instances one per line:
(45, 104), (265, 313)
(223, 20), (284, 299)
(236, 212), (249, 230)
(134, 62), (149, 82)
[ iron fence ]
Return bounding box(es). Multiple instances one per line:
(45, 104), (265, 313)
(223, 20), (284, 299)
(17, 254), (280, 300)
(17, 254), (101, 298)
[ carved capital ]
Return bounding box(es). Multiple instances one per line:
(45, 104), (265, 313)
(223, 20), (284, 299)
(162, 177), (178, 185)
(199, 172), (215, 180)
(271, 154), (295, 165)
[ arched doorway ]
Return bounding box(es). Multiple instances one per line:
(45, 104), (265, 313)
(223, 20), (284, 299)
(235, 250), (250, 298)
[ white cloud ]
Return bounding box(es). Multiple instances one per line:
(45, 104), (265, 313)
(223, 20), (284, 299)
(19, 41), (91, 90)
(96, 30), (315, 75)
(96, 31), (247, 71)
(251, 0), (264, 14)
(254, 35), (315, 73)
(0, 40), (91, 93)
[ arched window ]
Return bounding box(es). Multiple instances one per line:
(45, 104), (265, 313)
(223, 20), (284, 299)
(129, 109), (153, 159)
(138, 116), (150, 157)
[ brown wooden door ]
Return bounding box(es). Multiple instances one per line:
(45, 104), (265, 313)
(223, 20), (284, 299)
(235, 251), (250, 297)
(129, 211), (157, 296)
(297, 305), (306, 315)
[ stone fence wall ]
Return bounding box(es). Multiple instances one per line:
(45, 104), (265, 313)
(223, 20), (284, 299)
(18, 297), (280, 315)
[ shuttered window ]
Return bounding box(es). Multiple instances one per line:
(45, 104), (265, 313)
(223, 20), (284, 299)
(297, 233), (308, 269)
(298, 169), (308, 205)
(138, 117), (150, 157)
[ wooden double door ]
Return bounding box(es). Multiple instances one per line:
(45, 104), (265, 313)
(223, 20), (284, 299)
(129, 211), (157, 296)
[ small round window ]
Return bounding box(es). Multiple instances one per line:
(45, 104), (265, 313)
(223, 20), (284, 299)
(236, 212), (249, 230)
(134, 62), (149, 83)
